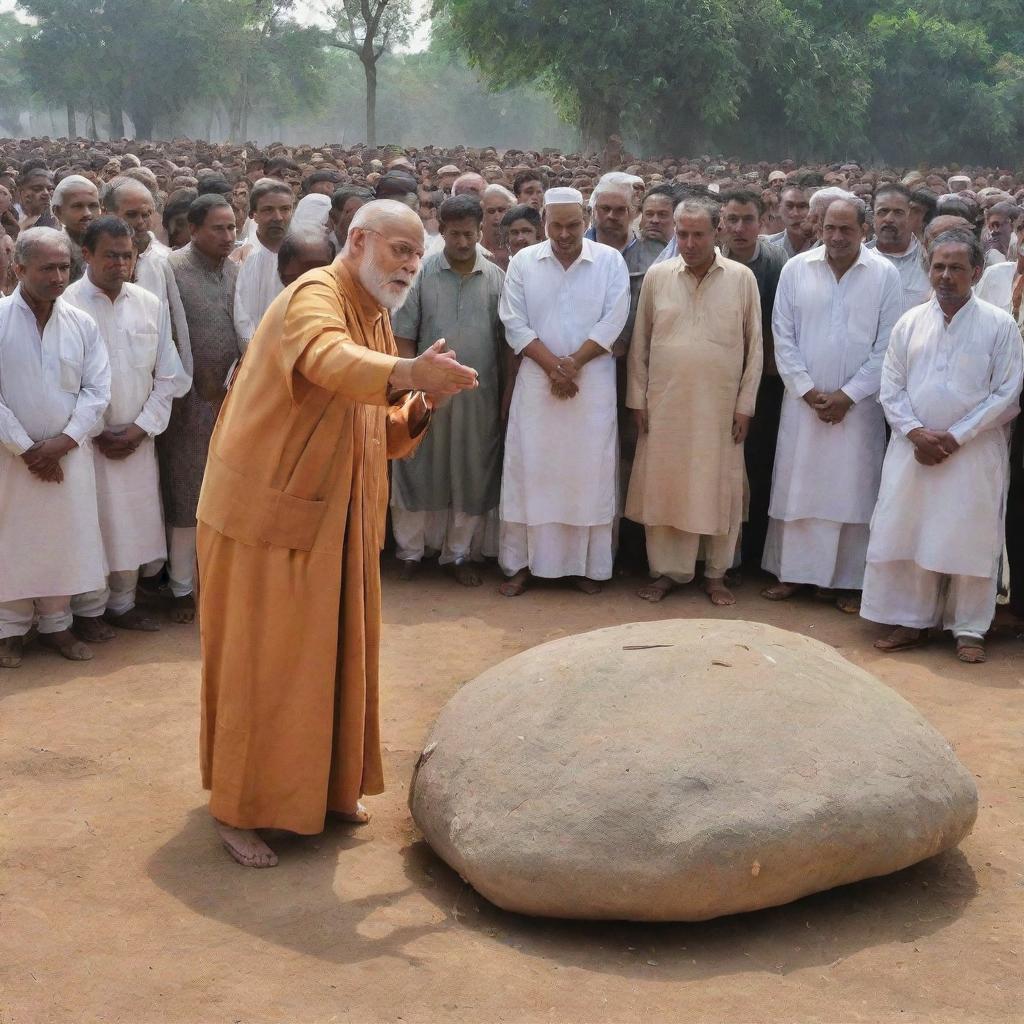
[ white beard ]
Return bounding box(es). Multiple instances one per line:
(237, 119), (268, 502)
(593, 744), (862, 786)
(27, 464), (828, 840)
(358, 252), (412, 311)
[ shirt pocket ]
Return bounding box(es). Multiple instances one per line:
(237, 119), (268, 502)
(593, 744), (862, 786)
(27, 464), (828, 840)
(128, 330), (159, 370)
(58, 355), (82, 394)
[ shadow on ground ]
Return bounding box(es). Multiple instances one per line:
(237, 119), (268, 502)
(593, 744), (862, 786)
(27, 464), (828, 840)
(146, 806), (978, 979)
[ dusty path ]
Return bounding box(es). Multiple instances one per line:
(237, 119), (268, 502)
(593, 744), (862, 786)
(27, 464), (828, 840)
(1, 563), (1021, 1023)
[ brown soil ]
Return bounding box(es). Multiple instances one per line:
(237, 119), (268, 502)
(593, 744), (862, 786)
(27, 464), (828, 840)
(2, 564), (1021, 1024)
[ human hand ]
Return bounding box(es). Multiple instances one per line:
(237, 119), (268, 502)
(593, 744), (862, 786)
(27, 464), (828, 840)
(908, 427), (955, 465)
(96, 424), (147, 460)
(814, 390), (854, 425)
(802, 387), (825, 408)
(552, 355), (578, 382)
(732, 412), (751, 444)
(550, 376), (579, 400)
(20, 435), (74, 482)
(410, 339), (478, 395)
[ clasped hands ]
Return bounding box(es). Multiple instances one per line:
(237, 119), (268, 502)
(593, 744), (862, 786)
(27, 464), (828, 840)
(20, 433), (76, 483)
(907, 426), (960, 466)
(803, 387), (854, 425)
(95, 423), (147, 461)
(549, 355), (579, 400)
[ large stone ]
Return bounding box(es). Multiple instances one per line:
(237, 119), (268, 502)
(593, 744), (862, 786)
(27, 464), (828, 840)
(409, 619), (977, 921)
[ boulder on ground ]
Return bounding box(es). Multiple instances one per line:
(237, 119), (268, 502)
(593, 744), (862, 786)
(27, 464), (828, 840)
(409, 619), (977, 921)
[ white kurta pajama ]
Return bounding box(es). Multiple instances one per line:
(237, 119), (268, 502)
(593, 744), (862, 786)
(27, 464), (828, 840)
(866, 236), (931, 312)
(232, 238), (282, 350)
(764, 245), (904, 590)
(63, 278), (190, 617)
(0, 289), (111, 638)
(861, 296), (1023, 639)
(498, 238), (629, 580)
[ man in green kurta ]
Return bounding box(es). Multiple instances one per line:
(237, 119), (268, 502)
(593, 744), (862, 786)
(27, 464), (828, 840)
(390, 194), (505, 586)
(625, 196), (763, 606)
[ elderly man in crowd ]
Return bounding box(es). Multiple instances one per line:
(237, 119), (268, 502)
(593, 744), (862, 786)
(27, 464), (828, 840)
(763, 197), (903, 612)
(276, 226), (335, 287)
(160, 195), (240, 624)
(497, 186), (629, 596)
(862, 229), (1023, 664)
(102, 177), (170, 297)
(391, 195), (505, 585)
(0, 227), (110, 668)
(232, 179), (295, 349)
(65, 216), (190, 640)
(197, 199), (478, 867)
(867, 183), (931, 311)
(626, 196), (762, 605)
(763, 183), (814, 258)
(480, 183), (514, 269)
(51, 175), (101, 282)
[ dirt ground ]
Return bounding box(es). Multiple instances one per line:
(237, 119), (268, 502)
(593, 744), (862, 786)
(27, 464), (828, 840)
(2, 562), (1022, 1024)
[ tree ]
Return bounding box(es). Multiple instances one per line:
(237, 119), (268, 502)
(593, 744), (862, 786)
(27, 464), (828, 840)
(323, 0), (414, 146)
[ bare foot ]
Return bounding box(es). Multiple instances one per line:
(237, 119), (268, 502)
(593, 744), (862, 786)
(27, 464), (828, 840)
(453, 561), (483, 587)
(0, 636), (23, 668)
(214, 819), (278, 868)
(573, 577), (602, 595)
(170, 594), (195, 624)
(105, 607), (160, 632)
(39, 629), (93, 662)
(761, 581), (803, 601)
(399, 559), (419, 581)
(332, 801), (371, 825)
(874, 626), (929, 652)
(72, 615), (116, 643)
(956, 637), (986, 664)
(704, 578), (736, 606)
(499, 569), (530, 597)
(637, 576), (676, 603)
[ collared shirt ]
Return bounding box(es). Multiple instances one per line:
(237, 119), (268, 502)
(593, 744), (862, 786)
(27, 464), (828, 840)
(134, 233), (172, 299)
(762, 228), (814, 260)
(499, 237), (630, 356)
(975, 260), (1017, 316)
(866, 236), (931, 312)
(725, 238), (786, 374)
(585, 228), (664, 349)
(64, 276), (190, 435)
(0, 287), (110, 454)
(773, 243), (904, 403)
(233, 237), (283, 350)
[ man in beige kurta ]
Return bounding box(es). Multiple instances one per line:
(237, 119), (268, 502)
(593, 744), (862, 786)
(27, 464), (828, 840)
(197, 200), (478, 868)
(625, 197), (763, 605)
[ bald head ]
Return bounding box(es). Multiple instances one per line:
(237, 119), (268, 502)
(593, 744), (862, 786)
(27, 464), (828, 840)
(452, 172), (486, 197)
(342, 199), (425, 311)
(925, 214), (971, 245)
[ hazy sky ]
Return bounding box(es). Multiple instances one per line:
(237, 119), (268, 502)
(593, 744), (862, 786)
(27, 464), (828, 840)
(295, 0), (432, 52)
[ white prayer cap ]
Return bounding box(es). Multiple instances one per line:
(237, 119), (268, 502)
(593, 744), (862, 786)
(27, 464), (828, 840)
(589, 171), (639, 207)
(543, 186), (584, 207)
(292, 193), (331, 231)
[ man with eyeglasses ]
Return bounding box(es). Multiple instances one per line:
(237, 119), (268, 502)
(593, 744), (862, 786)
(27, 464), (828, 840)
(64, 215), (190, 641)
(196, 199), (479, 869)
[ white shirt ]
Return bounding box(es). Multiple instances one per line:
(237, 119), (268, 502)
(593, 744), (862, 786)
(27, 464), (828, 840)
(770, 244), (904, 524)
(233, 237), (282, 350)
(0, 288), (110, 454)
(134, 234), (171, 299)
(867, 236), (931, 312)
(974, 260), (1017, 316)
(498, 238), (629, 527)
(870, 295), (1023, 576)
(63, 276), (190, 434)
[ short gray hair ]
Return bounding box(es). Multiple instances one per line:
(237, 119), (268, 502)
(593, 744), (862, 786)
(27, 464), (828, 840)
(482, 183), (515, 204)
(101, 175), (152, 213)
(14, 226), (71, 265)
(674, 196), (721, 230)
(51, 174), (97, 209)
(929, 228), (984, 269)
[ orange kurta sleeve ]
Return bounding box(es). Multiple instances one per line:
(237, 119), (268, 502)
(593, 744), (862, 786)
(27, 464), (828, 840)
(285, 277), (398, 405)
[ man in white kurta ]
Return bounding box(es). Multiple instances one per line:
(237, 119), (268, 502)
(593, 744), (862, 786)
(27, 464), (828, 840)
(867, 185), (931, 312)
(231, 179), (295, 349)
(763, 198), (904, 609)
(0, 227), (111, 667)
(497, 187), (629, 594)
(626, 198), (762, 606)
(862, 231), (1023, 663)
(64, 217), (190, 638)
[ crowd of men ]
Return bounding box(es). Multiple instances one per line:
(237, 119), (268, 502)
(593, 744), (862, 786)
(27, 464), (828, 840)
(2, 135), (1024, 671)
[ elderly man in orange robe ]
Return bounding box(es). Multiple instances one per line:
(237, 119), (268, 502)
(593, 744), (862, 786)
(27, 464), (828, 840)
(197, 199), (478, 868)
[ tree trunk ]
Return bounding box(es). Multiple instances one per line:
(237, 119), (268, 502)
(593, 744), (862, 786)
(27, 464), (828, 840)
(362, 56), (377, 147)
(87, 107), (98, 141)
(578, 95), (620, 156)
(66, 102), (75, 139)
(108, 105), (125, 139)
(133, 112), (155, 140)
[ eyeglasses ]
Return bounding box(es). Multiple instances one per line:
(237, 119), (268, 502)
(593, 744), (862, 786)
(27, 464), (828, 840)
(361, 228), (424, 262)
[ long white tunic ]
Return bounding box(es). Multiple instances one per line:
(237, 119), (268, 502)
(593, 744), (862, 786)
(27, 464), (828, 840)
(0, 289), (111, 601)
(866, 237), (931, 312)
(868, 295), (1023, 578)
(770, 244), (904, 526)
(134, 234), (171, 299)
(232, 238), (282, 350)
(498, 238), (629, 530)
(974, 261), (1016, 316)
(64, 277), (190, 571)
